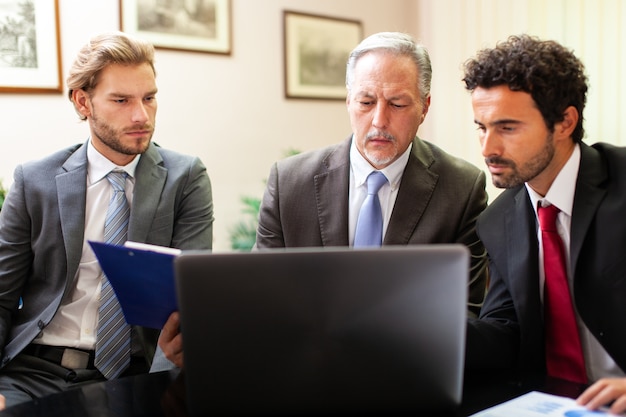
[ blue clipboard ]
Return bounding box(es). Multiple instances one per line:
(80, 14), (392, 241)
(89, 240), (179, 329)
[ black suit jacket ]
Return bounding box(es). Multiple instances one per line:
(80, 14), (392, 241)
(467, 142), (626, 379)
(256, 136), (489, 317)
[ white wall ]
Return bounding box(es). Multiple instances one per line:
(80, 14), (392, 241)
(1, 0), (624, 251)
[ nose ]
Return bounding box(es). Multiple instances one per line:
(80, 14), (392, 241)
(372, 103), (389, 129)
(480, 130), (501, 158)
(131, 101), (149, 124)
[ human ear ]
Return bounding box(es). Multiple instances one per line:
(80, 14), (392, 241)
(557, 106), (578, 138)
(72, 89), (91, 119)
(420, 95), (431, 121)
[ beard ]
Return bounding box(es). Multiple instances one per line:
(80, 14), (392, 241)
(362, 130), (399, 168)
(90, 107), (154, 156)
(486, 133), (555, 189)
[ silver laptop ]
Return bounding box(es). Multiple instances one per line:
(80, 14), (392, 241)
(174, 245), (468, 416)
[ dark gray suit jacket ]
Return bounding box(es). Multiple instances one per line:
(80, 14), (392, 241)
(256, 136), (489, 317)
(0, 141), (214, 368)
(467, 142), (626, 380)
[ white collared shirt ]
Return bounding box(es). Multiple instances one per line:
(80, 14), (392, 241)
(348, 137), (412, 245)
(35, 139), (140, 350)
(526, 143), (624, 381)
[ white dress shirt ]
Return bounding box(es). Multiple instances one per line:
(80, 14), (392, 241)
(35, 139), (139, 350)
(348, 137), (412, 246)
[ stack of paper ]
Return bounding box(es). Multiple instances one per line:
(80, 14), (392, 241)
(470, 391), (622, 416)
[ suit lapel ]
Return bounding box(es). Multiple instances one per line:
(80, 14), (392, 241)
(314, 139), (350, 246)
(128, 144), (166, 243)
(570, 144), (607, 272)
(504, 188), (545, 367)
(57, 144), (89, 291)
(506, 189), (542, 314)
(385, 138), (438, 245)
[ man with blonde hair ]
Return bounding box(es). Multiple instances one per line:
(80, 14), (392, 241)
(0, 32), (213, 408)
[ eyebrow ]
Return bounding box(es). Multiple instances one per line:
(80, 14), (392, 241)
(108, 89), (158, 98)
(474, 118), (522, 126)
(355, 91), (412, 101)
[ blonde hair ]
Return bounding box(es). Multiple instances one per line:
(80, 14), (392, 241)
(67, 32), (155, 120)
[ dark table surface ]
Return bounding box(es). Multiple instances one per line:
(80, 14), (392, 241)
(0, 369), (588, 416)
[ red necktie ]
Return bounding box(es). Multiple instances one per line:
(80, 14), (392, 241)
(538, 204), (587, 384)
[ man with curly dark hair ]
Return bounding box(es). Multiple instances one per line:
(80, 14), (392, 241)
(463, 34), (626, 414)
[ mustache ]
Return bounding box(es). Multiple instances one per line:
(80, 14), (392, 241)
(366, 130), (396, 141)
(484, 156), (513, 166)
(124, 124), (154, 132)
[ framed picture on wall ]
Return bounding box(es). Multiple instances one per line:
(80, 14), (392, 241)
(120, 0), (231, 54)
(0, 0), (62, 93)
(283, 10), (362, 100)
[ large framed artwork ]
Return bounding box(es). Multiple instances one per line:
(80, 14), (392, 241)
(0, 0), (62, 93)
(120, 0), (231, 55)
(283, 10), (362, 100)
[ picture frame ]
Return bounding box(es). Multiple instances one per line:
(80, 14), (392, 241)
(0, 0), (62, 93)
(283, 10), (362, 100)
(120, 0), (231, 55)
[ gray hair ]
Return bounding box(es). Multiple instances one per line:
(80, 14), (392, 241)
(346, 32), (432, 106)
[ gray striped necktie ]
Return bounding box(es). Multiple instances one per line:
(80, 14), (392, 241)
(95, 170), (131, 379)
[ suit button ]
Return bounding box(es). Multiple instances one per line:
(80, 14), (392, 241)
(37, 320), (45, 329)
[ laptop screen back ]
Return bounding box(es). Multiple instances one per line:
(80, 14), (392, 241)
(175, 245), (468, 416)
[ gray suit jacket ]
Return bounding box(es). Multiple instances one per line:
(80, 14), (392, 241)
(0, 141), (213, 368)
(256, 136), (488, 317)
(467, 142), (626, 380)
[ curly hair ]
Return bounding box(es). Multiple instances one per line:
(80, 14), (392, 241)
(67, 32), (155, 120)
(462, 34), (588, 143)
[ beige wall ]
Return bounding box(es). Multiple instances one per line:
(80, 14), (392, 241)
(0, 0), (416, 251)
(1, 0), (624, 251)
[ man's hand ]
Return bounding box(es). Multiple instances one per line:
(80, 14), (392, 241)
(158, 312), (184, 368)
(577, 377), (626, 414)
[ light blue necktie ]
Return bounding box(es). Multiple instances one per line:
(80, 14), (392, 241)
(95, 171), (131, 379)
(354, 171), (388, 247)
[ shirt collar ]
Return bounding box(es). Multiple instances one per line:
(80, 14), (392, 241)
(87, 138), (140, 185)
(526, 143), (580, 215)
(349, 136), (412, 191)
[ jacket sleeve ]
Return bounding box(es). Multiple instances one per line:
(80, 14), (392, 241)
(169, 157), (214, 251)
(455, 168), (489, 318)
(0, 165), (36, 352)
(255, 162), (285, 249)
(465, 262), (520, 373)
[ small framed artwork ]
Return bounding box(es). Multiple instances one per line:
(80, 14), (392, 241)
(0, 0), (62, 93)
(283, 10), (362, 100)
(120, 0), (231, 55)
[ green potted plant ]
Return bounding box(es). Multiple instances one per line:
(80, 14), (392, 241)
(229, 149), (300, 251)
(0, 179), (6, 211)
(229, 195), (261, 251)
